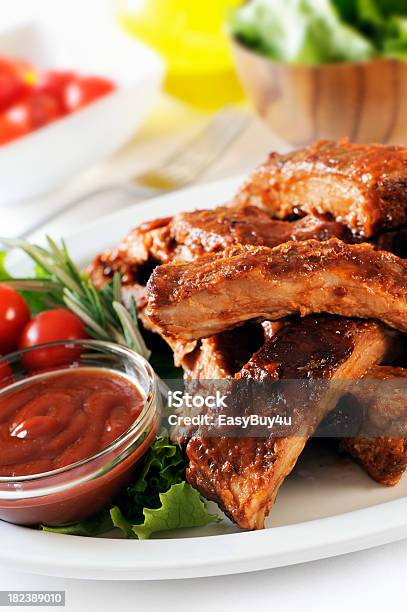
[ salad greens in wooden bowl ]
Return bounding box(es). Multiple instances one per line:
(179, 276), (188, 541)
(230, 0), (407, 144)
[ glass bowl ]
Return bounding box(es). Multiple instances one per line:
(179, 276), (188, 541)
(0, 340), (161, 527)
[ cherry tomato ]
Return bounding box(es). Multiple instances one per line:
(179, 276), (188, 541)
(0, 358), (12, 388)
(0, 57), (34, 113)
(19, 309), (89, 371)
(0, 91), (62, 145)
(0, 286), (30, 355)
(38, 70), (76, 114)
(64, 76), (115, 112)
(0, 109), (30, 145)
(28, 91), (62, 128)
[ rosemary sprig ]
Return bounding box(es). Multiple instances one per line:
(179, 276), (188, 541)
(0, 236), (151, 360)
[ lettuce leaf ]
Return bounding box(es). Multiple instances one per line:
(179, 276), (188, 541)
(230, 0), (375, 64)
(331, 0), (357, 23)
(230, 0), (407, 63)
(356, 0), (384, 27)
(383, 16), (407, 58)
(366, 1), (407, 18)
(41, 510), (114, 537)
(114, 435), (186, 524)
(354, 2), (407, 59)
(42, 437), (220, 539)
(111, 483), (220, 540)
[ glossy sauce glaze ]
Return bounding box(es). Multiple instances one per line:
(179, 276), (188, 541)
(236, 139), (407, 236)
(0, 368), (144, 477)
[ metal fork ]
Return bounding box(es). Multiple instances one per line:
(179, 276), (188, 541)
(21, 106), (250, 239)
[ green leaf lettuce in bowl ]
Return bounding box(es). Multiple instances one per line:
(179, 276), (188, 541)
(230, 0), (407, 64)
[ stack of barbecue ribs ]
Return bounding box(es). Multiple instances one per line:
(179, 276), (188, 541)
(89, 139), (407, 530)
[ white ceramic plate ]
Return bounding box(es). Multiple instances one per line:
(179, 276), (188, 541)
(2, 177), (407, 581)
(0, 21), (164, 205)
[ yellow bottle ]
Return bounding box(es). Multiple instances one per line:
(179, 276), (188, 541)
(117, 0), (245, 110)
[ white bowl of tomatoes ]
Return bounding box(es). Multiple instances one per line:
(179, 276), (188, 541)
(0, 21), (164, 205)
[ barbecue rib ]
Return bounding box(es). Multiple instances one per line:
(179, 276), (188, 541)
(88, 216), (174, 289)
(146, 239), (407, 340)
(176, 322), (407, 487)
(236, 139), (407, 237)
(170, 322), (266, 445)
(88, 205), (353, 341)
(339, 365), (407, 486)
(186, 317), (395, 529)
(88, 205), (350, 288)
(85, 144), (407, 529)
(375, 229), (407, 259)
(181, 321), (265, 381)
(170, 204), (350, 255)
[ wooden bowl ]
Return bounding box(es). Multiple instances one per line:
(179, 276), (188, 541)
(232, 38), (407, 146)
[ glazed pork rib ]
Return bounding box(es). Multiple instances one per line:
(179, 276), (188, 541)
(170, 322), (266, 445)
(338, 365), (407, 486)
(89, 139), (407, 288)
(88, 216), (174, 289)
(181, 321), (265, 381)
(170, 204), (350, 256)
(375, 228), (407, 259)
(177, 323), (407, 488)
(146, 239), (407, 340)
(88, 200), (403, 295)
(237, 139), (407, 237)
(88, 204), (349, 288)
(88, 205), (351, 339)
(186, 316), (395, 529)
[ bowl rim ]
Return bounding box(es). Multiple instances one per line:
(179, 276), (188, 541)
(0, 339), (159, 485)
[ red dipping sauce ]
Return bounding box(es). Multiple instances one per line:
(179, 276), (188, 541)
(0, 369), (144, 478)
(0, 341), (160, 527)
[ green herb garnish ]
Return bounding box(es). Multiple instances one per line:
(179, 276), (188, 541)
(0, 237), (150, 359)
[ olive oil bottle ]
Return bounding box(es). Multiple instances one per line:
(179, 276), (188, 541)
(117, 0), (245, 109)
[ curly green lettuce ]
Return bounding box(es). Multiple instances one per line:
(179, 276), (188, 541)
(230, 0), (407, 64)
(230, 0), (375, 64)
(111, 483), (219, 540)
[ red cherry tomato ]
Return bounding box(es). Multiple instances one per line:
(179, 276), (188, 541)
(0, 57), (34, 113)
(0, 358), (12, 388)
(28, 91), (62, 128)
(19, 309), (89, 371)
(0, 109), (30, 145)
(0, 286), (30, 355)
(64, 76), (115, 112)
(0, 91), (62, 145)
(38, 70), (77, 114)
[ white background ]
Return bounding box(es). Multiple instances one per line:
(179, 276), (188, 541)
(1, 1), (407, 610)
